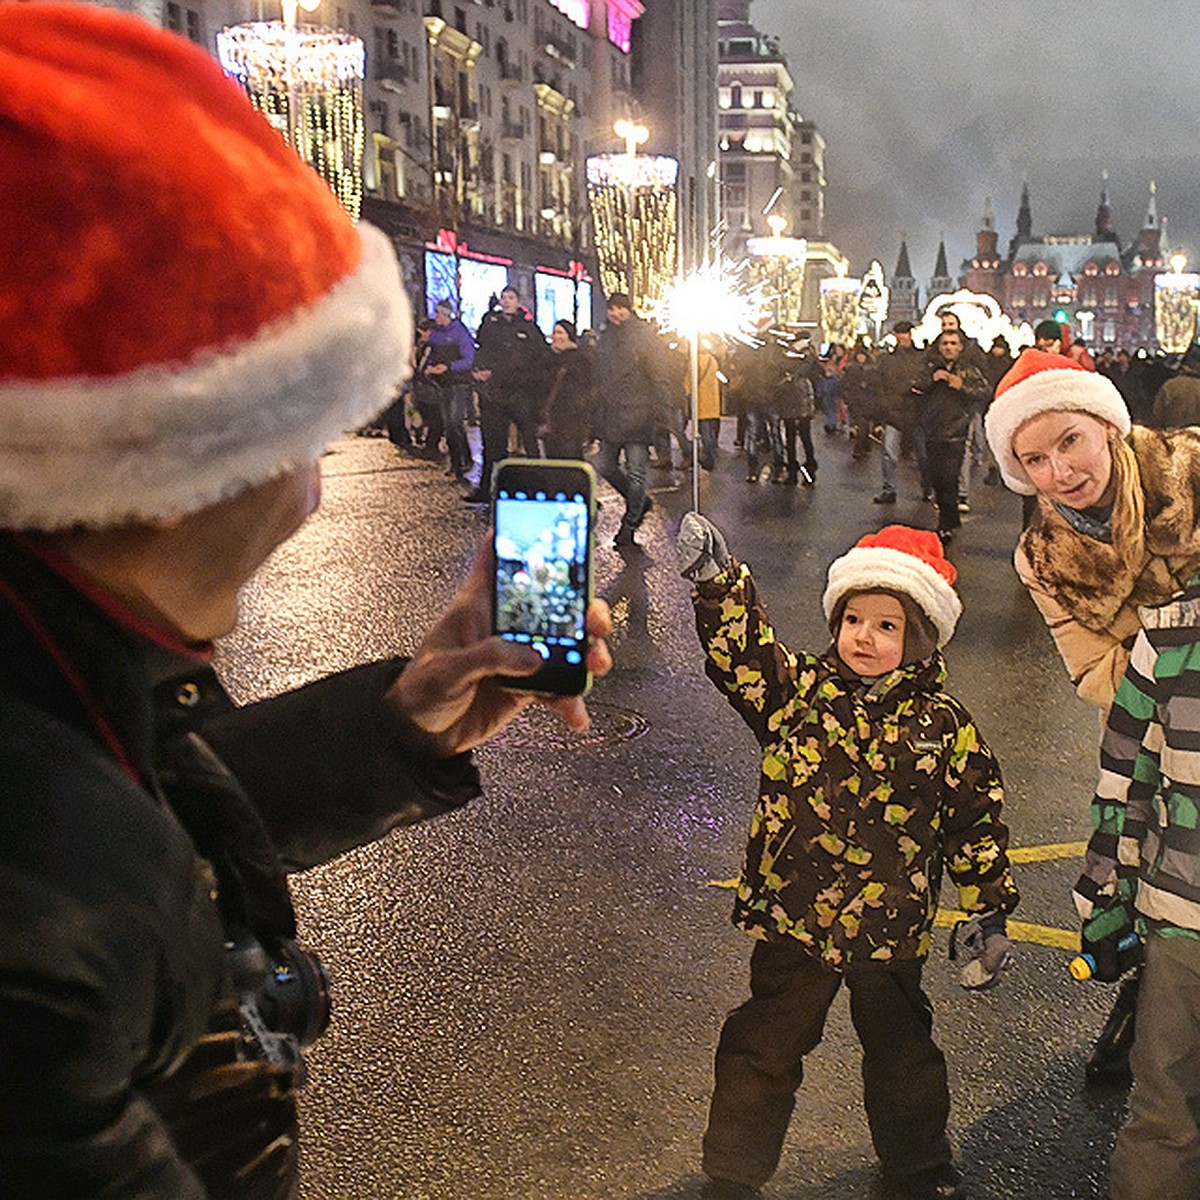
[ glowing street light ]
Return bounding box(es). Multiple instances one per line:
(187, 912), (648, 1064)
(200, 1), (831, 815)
(216, 0), (365, 219)
(586, 119), (678, 312)
(613, 118), (649, 157)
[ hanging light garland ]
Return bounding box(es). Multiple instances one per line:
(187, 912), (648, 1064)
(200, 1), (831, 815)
(586, 152), (679, 314)
(217, 4), (365, 220)
(1154, 256), (1199, 352)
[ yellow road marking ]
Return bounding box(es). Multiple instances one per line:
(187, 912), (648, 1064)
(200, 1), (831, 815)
(934, 909), (1080, 951)
(1007, 841), (1088, 864)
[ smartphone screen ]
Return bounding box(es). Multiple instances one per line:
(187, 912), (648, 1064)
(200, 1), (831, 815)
(492, 458), (594, 696)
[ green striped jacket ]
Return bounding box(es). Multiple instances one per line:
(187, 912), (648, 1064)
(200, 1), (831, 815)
(1082, 578), (1200, 935)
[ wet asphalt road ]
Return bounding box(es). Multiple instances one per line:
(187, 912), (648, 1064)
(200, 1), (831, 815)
(218, 426), (1126, 1200)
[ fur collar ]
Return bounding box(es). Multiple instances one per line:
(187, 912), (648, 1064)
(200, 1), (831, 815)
(1019, 426), (1200, 631)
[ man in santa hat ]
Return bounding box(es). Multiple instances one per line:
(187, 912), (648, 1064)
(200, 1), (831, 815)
(0, 7), (610, 1196)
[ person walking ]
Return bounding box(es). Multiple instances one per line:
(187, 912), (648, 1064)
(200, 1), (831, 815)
(873, 321), (924, 504)
(678, 518), (1018, 1200)
(539, 319), (593, 460)
(689, 338), (724, 472)
(593, 292), (674, 548)
(467, 285), (548, 503)
(840, 340), (878, 461)
(776, 336), (819, 485)
(424, 298), (476, 479)
(912, 331), (992, 546)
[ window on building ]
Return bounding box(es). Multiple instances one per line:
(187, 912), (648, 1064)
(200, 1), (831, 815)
(753, 90), (764, 107)
(730, 84), (742, 108)
(165, 3), (202, 43)
(800, 208), (811, 221)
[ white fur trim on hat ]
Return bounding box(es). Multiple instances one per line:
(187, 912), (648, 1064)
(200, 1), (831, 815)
(0, 223), (411, 531)
(823, 545), (962, 647)
(983, 363), (1130, 495)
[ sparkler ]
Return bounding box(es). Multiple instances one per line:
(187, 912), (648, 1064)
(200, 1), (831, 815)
(653, 261), (767, 510)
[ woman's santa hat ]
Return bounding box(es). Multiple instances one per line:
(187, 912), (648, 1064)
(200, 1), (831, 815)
(0, 3), (412, 531)
(822, 525), (962, 648)
(983, 349), (1130, 495)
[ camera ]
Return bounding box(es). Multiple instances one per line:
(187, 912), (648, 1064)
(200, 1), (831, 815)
(227, 931), (331, 1071)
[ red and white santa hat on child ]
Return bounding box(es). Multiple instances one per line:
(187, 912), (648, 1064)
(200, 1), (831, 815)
(822, 525), (962, 648)
(983, 349), (1130, 496)
(0, 3), (412, 531)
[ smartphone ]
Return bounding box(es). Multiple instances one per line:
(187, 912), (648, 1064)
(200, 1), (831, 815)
(492, 458), (596, 696)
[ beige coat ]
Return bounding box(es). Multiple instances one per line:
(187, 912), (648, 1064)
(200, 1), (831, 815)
(1016, 424), (1200, 710)
(686, 348), (722, 421)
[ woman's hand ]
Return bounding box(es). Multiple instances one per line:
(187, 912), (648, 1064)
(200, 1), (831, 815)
(384, 541), (613, 758)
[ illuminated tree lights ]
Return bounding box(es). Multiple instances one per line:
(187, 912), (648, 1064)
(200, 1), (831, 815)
(586, 153), (678, 313)
(1155, 270), (1200, 353)
(217, 21), (365, 220)
(819, 276), (860, 348)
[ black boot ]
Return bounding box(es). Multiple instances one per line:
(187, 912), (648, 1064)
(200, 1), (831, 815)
(879, 1163), (967, 1200)
(1085, 971), (1139, 1086)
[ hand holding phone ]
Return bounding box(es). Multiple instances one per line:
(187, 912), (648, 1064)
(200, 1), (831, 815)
(492, 458), (596, 696)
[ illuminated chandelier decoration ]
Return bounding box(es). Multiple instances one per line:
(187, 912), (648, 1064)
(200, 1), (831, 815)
(819, 273), (862, 347)
(216, 0), (365, 220)
(745, 215), (807, 327)
(1154, 254), (1200, 353)
(586, 120), (678, 312)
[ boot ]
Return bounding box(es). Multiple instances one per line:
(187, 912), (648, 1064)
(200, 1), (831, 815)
(879, 1163), (967, 1200)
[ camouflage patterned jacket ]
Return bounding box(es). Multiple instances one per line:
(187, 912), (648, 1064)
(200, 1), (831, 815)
(693, 562), (1019, 969)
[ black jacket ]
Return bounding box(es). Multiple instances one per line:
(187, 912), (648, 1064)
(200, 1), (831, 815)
(473, 307), (548, 401)
(912, 356), (992, 440)
(0, 535), (480, 1197)
(593, 315), (674, 444)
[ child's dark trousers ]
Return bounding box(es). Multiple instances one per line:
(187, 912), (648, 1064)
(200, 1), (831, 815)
(702, 936), (953, 1189)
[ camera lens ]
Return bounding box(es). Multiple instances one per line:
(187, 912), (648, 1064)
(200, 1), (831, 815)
(259, 941), (332, 1048)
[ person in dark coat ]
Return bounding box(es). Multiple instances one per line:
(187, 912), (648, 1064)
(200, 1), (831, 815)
(467, 285), (549, 503)
(593, 293), (675, 548)
(912, 330), (992, 545)
(872, 321), (924, 504)
(539, 319), (594, 459)
(0, 11), (613, 1197)
(839, 340), (878, 461)
(1150, 340), (1200, 429)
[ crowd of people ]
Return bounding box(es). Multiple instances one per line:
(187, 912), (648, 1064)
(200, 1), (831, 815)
(382, 285), (1200, 565)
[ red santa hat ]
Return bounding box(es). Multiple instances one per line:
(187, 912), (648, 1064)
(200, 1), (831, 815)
(822, 525), (962, 648)
(0, 3), (411, 531)
(983, 349), (1129, 495)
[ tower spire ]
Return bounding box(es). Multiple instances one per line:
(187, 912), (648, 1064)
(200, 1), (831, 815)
(1095, 169), (1116, 242)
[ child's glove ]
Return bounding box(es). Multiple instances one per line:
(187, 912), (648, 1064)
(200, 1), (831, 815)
(677, 512), (731, 582)
(951, 910), (1012, 990)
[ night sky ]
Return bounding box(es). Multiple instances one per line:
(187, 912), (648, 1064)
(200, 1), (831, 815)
(753, 0), (1199, 281)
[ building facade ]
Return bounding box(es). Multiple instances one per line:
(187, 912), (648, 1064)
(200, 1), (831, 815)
(112, 0), (647, 334)
(715, 0), (843, 329)
(960, 178), (1167, 348)
(630, 0), (720, 274)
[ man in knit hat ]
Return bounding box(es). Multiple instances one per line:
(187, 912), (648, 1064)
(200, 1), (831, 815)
(0, 7), (611, 1196)
(678, 515), (1019, 1200)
